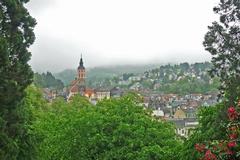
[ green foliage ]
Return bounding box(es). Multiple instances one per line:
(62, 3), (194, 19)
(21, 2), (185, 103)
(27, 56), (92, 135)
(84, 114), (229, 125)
(54, 65), (158, 86)
(69, 95), (93, 108)
(179, 62), (190, 71)
(180, 103), (227, 160)
(0, 85), (47, 160)
(145, 62), (219, 94)
(54, 62), (218, 94)
(181, 1), (240, 159)
(158, 77), (219, 95)
(196, 102), (240, 160)
(142, 80), (153, 89)
(123, 73), (134, 81)
(203, 0), (240, 103)
(34, 72), (64, 90)
(33, 94), (182, 159)
(16, 86), (47, 159)
(0, 0), (36, 159)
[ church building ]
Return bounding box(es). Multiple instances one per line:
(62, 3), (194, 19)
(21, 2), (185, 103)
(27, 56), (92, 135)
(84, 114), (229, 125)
(67, 55), (110, 102)
(67, 55), (93, 101)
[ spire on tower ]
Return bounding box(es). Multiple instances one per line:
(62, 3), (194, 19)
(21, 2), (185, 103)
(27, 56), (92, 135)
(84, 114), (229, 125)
(78, 54), (85, 69)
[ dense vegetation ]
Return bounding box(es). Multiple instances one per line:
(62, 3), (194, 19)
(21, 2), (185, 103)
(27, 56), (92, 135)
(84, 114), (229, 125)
(203, 0), (240, 105)
(180, 103), (227, 160)
(1, 0), (239, 159)
(0, 0), (36, 159)
(180, 0), (240, 159)
(55, 62), (220, 94)
(26, 88), (182, 159)
(110, 62), (219, 94)
(34, 72), (64, 90)
(157, 76), (219, 94)
(150, 63), (220, 94)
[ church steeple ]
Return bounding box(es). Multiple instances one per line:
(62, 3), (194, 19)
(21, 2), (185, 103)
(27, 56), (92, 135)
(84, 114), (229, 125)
(78, 54), (85, 69)
(77, 54), (86, 86)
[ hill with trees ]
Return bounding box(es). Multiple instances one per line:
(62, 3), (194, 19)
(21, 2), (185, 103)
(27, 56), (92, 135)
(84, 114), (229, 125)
(54, 62), (220, 95)
(1, 0), (239, 159)
(54, 64), (159, 85)
(82, 62), (220, 94)
(34, 72), (64, 90)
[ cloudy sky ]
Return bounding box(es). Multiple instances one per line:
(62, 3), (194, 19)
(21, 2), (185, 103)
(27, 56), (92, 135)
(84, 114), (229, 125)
(26, 0), (219, 72)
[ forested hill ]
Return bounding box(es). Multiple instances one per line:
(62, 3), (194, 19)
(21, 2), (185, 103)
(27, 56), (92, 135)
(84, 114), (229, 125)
(141, 62), (219, 94)
(53, 62), (219, 94)
(54, 64), (159, 85)
(34, 72), (64, 90)
(86, 62), (219, 94)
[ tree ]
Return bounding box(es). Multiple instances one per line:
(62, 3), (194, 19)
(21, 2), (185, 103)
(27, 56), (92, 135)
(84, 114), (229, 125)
(16, 86), (47, 159)
(180, 103), (227, 160)
(179, 62), (190, 72)
(34, 94), (182, 159)
(0, 0), (36, 159)
(123, 73), (134, 81)
(194, 100), (240, 160)
(180, 1), (240, 159)
(34, 72), (64, 90)
(203, 0), (240, 104)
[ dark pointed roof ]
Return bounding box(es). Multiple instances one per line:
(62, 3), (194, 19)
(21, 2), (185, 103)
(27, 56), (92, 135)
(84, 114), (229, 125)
(78, 55), (85, 70)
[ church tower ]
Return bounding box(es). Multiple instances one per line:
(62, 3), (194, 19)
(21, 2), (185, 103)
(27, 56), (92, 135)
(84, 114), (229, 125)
(77, 55), (86, 86)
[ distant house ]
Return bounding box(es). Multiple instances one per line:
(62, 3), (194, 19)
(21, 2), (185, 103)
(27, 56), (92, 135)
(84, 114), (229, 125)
(118, 80), (130, 86)
(190, 94), (203, 101)
(168, 118), (199, 138)
(187, 100), (200, 108)
(177, 76), (183, 81)
(95, 89), (110, 101)
(171, 119), (186, 137)
(152, 108), (164, 118)
(162, 108), (171, 118)
(42, 88), (56, 102)
(129, 82), (142, 91)
(129, 76), (141, 82)
(184, 107), (197, 118)
(143, 96), (150, 107)
(110, 87), (123, 98)
(84, 88), (95, 99)
(173, 108), (186, 119)
(153, 83), (161, 90)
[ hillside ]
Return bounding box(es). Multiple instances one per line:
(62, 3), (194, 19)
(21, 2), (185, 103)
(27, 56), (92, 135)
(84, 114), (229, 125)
(54, 64), (159, 86)
(53, 62), (220, 94)
(86, 62), (220, 94)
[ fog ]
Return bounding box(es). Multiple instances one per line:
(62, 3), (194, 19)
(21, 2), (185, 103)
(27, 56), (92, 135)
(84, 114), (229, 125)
(26, 0), (219, 72)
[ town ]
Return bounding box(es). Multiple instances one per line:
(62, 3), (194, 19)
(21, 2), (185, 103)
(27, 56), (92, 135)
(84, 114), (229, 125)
(2, 0), (239, 159)
(41, 56), (219, 138)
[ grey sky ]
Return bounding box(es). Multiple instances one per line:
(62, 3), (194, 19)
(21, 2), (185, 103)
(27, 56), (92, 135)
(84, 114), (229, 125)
(26, 0), (219, 72)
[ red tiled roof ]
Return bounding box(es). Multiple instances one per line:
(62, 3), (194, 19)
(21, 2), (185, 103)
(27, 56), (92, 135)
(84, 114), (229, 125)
(85, 88), (95, 95)
(83, 88), (94, 98)
(70, 85), (79, 93)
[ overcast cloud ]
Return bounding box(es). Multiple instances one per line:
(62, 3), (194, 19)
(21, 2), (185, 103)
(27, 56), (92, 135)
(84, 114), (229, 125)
(26, 0), (219, 72)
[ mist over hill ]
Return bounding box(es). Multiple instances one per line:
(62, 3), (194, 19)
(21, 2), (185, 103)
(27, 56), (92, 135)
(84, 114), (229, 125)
(54, 64), (160, 85)
(54, 62), (212, 87)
